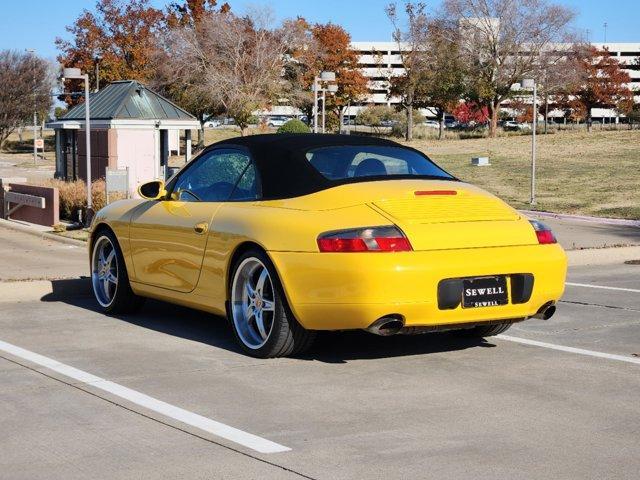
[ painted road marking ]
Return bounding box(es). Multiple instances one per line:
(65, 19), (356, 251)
(497, 335), (640, 366)
(0, 339), (290, 454)
(566, 282), (640, 293)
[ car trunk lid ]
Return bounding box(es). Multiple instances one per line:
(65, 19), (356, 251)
(366, 182), (537, 251)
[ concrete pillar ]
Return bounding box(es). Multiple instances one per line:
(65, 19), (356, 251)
(159, 129), (169, 180)
(185, 130), (192, 164)
(54, 130), (63, 178)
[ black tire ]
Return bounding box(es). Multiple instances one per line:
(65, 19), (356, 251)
(91, 229), (145, 314)
(455, 321), (514, 338)
(228, 248), (315, 358)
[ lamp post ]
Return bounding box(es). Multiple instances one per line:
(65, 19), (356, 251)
(521, 78), (537, 205)
(63, 67), (93, 223)
(312, 71), (336, 133)
(323, 83), (339, 133)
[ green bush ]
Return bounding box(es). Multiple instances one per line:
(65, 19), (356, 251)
(277, 119), (310, 134)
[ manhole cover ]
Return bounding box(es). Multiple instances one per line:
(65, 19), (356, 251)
(624, 259), (640, 265)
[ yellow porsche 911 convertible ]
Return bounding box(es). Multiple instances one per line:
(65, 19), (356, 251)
(89, 134), (566, 358)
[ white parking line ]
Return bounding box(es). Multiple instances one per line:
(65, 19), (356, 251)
(0, 339), (290, 454)
(566, 282), (640, 293)
(497, 335), (640, 366)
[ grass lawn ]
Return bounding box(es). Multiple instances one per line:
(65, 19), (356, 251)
(52, 228), (90, 242)
(202, 127), (640, 220)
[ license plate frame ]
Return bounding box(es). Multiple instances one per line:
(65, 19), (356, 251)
(462, 276), (508, 308)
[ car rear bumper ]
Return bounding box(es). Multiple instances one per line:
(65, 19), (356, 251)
(269, 244), (567, 330)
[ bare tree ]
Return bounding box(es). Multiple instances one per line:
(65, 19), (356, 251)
(386, 2), (431, 141)
(157, 7), (301, 138)
(0, 50), (53, 149)
(442, 0), (575, 137)
(417, 18), (467, 139)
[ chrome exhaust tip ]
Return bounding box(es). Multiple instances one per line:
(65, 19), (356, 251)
(532, 302), (556, 320)
(366, 316), (405, 336)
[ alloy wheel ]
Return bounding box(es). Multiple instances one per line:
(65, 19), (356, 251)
(91, 236), (118, 308)
(231, 257), (276, 349)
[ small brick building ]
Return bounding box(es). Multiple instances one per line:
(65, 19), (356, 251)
(48, 80), (200, 196)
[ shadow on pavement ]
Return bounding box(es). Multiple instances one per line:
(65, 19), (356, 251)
(42, 277), (494, 363)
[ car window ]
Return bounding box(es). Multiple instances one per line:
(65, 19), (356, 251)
(172, 149), (257, 202)
(306, 146), (453, 181)
(230, 162), (258, 201)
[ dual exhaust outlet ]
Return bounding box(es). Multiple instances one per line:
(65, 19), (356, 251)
(366, 302), (557, 337)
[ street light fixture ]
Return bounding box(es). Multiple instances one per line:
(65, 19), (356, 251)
(312, 71), (336, 133)
(62, 67), (93, 224)
(515, 78), (538, 205)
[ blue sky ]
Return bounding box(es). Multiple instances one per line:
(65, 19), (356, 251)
(1, 0), (638, 60)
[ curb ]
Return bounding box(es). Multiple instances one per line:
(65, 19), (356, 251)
(0, 278), (92, 303)
(520, 210), (640, 228)
(567, 245), (640, 266)
(0, 218), (87, 248)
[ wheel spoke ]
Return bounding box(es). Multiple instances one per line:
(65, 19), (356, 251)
(106, 272), (118, 285)
(245, 281), (255, 299)
(102, 278), (110, 298)
(244, 304), (255, 320)
(105, 249), (116, 267)
(254, 311), (267, 339)
(99, 249), (107, 267)
(262, 299), (274, 312)
(255, 267), (268, 297)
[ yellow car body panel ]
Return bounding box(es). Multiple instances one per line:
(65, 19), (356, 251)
(91, 179), (567, 331)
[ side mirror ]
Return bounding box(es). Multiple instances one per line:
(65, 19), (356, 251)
(138, 180), (166, 200)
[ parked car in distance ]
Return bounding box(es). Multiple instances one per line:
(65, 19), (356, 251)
(421, 120), (442, 129)
(267, 116), (288, 128)
(89, 134), (566, 358)
(503, 120), (531, 132)
(380, 119), (398, 127)
(204, 119), (221, 128)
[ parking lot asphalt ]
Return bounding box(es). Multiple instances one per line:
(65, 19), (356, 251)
(1, 228), (639, 479)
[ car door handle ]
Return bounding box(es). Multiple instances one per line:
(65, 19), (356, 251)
(194, 222), (209, 234)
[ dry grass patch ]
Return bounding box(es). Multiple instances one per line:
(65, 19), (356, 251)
(400, 129), (640, 219)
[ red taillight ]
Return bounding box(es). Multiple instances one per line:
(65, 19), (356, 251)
(317, 226), (412, 252)
(317, 237), (368, 252)
(529, 220), (557, 245)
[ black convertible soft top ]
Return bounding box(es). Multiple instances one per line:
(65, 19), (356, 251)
(202, 133), (448, 200)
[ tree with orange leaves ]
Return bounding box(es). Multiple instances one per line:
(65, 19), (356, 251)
(559, 46), (633, 131)
(286, 22), (368, 130)
(165, 0), (229, 28)
(56, 0), (164, 105)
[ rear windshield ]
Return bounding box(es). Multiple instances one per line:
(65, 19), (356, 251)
(305, 146), (453, 181)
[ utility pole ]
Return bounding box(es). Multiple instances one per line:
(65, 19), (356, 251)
(26, 49), (37, 165)
(603, 22), (608, 43)
(522, 78), (537, 205)
(94, 56), (100, 92)
(312, 78), (318, 133)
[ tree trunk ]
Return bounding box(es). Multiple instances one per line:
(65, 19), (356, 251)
(198, 115), (205, 150)
(586, 113), (592, 132)
(438, 109), (445, 140)
(488, 102), (499, 138)
(406, 104), (414, 142)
